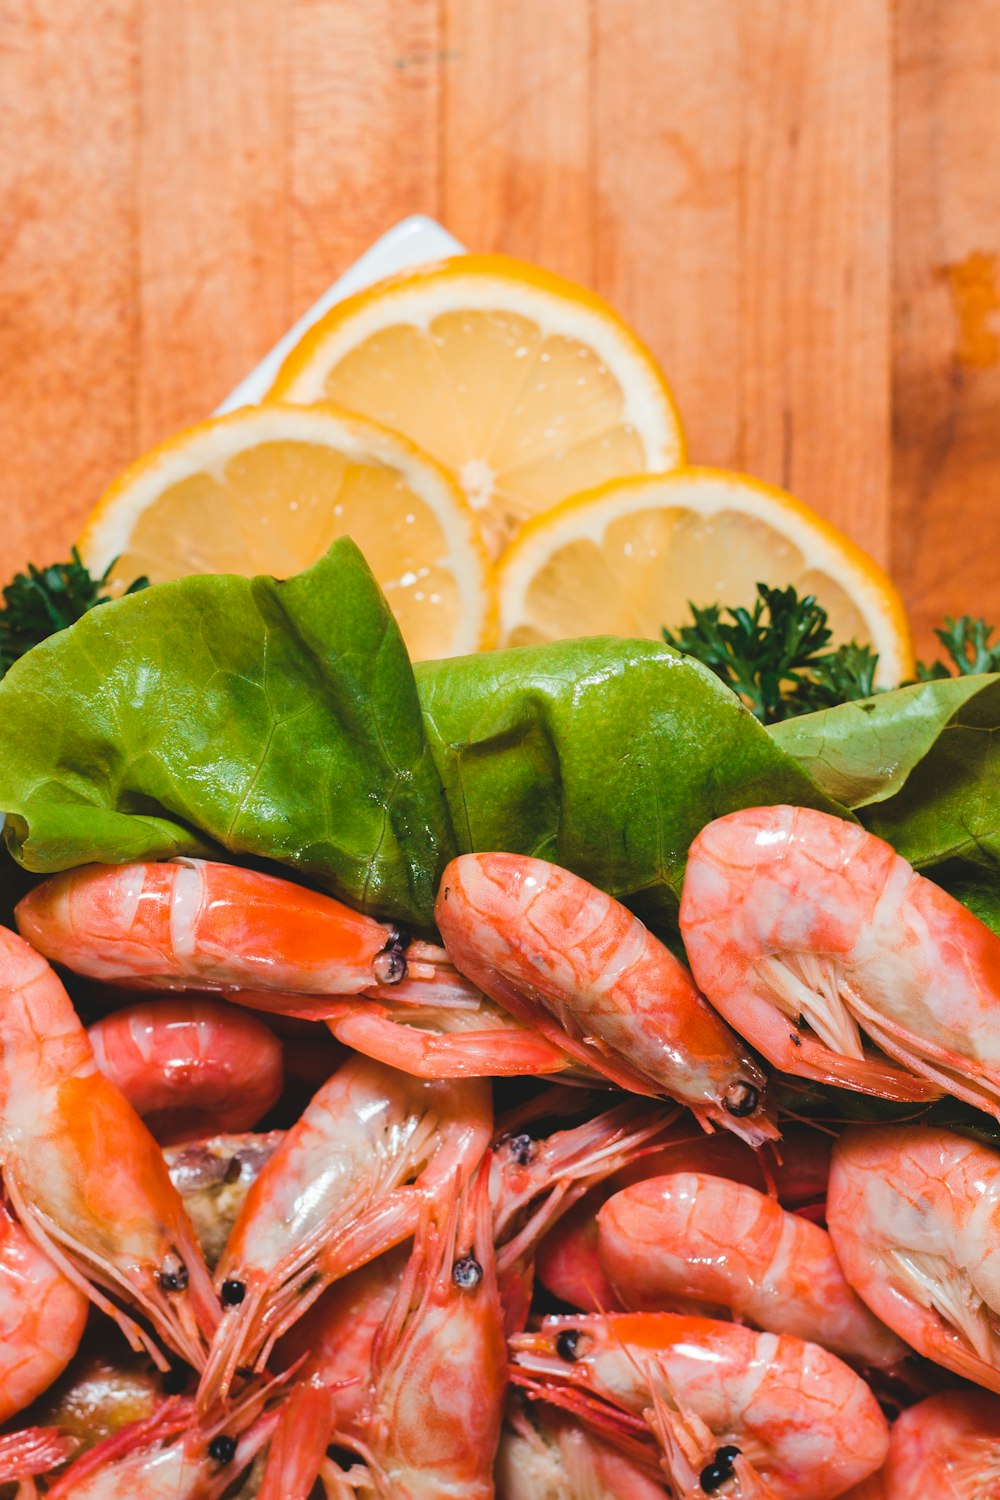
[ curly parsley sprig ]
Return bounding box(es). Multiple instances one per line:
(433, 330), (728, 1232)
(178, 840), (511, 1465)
(0, 550), (147, 679)
(664, 584), (997, 724)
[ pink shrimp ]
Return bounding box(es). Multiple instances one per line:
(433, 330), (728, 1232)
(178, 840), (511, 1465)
(535, 1122), (832, 1316)
(260, 1160), (506, 1500)
(644, 1364), (780, 1499)
(827, 1124), (1000, 1392)
(680, 804), (1000, 1113)
(198, 1054), (491, 1406)
(0, 1195), (87, 1426)
(275, 1246), (410, 1444)
(491, 1100), (678, 1334)
(598, 1172), (908, 1368)
(434, 852), (775, 1144)
(88, 997), (283, 1144)
(877, 1389), (1000, 1498)
(496, 1404), (668, 1499)
(0, 1425), (77, 1496)
(510, 1312), (890, 1500)
(44, 1382), (283, 1500)
(16, 859), (568, 1079)
(0, 926), (218, 1372)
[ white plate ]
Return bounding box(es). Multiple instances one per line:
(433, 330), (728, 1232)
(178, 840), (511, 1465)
(216, 215), (466, 413)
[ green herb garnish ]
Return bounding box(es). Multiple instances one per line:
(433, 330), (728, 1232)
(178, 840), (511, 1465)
(0, 550), (147, 678)
(665, 585), (1000, 724)
(662, 583), (878, 724)
(916, 616), (1000, 680)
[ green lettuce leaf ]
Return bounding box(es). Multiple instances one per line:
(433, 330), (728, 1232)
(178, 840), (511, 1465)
(0, 539), (454, 927)
(769, 674), (996, 808)
(415, 639), (848, 930)
(0, 544), (849, 935)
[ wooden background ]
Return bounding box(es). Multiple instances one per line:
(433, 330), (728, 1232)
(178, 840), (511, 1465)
(2, 0), (999, 656)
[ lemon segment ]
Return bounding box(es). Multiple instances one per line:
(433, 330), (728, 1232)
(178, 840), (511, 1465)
(496, 469), (915, 688)
(268, 256), (685, 554)
(78, 404), (495, 661)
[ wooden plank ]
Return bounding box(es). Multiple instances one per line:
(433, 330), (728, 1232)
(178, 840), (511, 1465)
(739, 0), (892, 564)
(892, 0), (1000, 655)
(0, 0), (137, 575)
(442, 0), (592, 282)
(138, 0), (289, 446)
(592, 0), (742, 467)
(289, 0), (442, 312)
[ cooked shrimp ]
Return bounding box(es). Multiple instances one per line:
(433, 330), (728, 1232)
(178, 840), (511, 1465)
(496, 1404), (668, 1499)
(510, 1312), (890, 1500)
(535, 1122), (832, 1316)
(275, 1246), (409, 1443)
(199, 1054), (491, 1406)
(598, 1172), (908, 1368)
(492, 1101), (677, 1335)
(0, 1425), (76, 1490)
(434, 852), (775, 1144)
(17, 859), (566, 1079)
(0, 927), (218, 1372)
(260, 1161), (506, 1500)
(355, 1158), (506, 1499)
(164, 1131), (284, 1270)
(0, 1196), (88, 1422)
(644, 1364), (779, 1499)
(827, 1124), (1000, 1392)
(88, 998), (283, 1144)
(680, 804), (1000, 1113)
(878, 1389), (1000, 1499)
(44, 1383), (281, 1500)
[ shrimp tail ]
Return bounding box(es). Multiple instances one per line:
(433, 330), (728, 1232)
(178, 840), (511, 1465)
(257, 1376), (338, 1500)
(324, 1001), (570, 1078)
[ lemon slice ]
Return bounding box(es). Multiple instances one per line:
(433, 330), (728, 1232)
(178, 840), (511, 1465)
(268, 255), (685, 555)
(497, 468), (914, 687)
(78, 404), (495, 660)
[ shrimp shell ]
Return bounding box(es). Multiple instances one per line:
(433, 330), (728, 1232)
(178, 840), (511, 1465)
(510, 1312), (890, 1500)
(0, 1197), (88, 1424)
(598, 1172), (908, 1368)
(496, 1405), (668, 1499)
(827, 1124), (1000, 1392)
(680, 804), (1000, 1113)
(879, 1389), (1000, 1499)
(198, 1055), (491, 1406)
(435, 852), (775, 1144)
(88, 998), (283, 1144)
(0, 926), (218, 1373)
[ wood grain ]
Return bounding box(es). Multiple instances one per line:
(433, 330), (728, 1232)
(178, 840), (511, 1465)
(738, 0), (892, 565)
(442, 0), (592, 282)
(592, 0), (742, 468)
(893, 0), (1000, 657)
(138, 0), (289, 447)
(0, 1), (137, 578)
(2, 0), (999, 651)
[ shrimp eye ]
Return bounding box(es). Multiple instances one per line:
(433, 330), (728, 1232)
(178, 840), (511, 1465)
(161, 1363), (188, 1395)
(556, 1328), (581, 1362)
(208, 1434), (238, 1466)
(699, 1445), (741, 1493)
(452, 1255), (483, 1288)
(505, 1133), (535, 1166)
(157, 1261), (189, 1293)
(373, 926), (409, 985)
(723, 1081), (760, 1118)
(221, 1278), (247, 1306)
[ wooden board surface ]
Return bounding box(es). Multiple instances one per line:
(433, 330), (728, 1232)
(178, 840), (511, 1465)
(2, 0), (999, 658)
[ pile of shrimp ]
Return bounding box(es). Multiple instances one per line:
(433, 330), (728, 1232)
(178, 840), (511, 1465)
(0, 803), (999, 1495)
